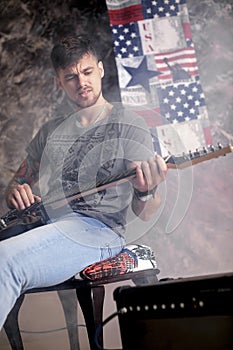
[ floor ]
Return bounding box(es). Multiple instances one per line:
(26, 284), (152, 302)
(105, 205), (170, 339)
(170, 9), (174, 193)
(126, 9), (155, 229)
(0, 282), (128, 350)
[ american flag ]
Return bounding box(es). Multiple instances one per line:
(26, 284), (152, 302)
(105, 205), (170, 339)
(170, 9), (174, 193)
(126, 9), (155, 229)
(106, 0), (212, 156)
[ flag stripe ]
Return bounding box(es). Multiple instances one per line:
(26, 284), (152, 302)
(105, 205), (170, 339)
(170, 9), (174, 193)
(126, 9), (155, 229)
(182, 23), (192, 40)
(135, 108), (162, 127)
(108, 4), (144, 25)
(203, 126), (213, 145)
(155, 48), (199, 80)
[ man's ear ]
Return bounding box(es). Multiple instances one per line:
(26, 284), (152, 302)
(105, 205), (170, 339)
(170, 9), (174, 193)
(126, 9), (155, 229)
(98, 61), (104, 78)
(55, 75), (62, 89)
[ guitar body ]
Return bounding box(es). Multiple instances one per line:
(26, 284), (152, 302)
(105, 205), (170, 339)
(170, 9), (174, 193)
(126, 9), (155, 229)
(0, 216), (45, 241)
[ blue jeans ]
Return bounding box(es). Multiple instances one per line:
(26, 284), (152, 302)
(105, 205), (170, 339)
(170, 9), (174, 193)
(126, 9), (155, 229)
(0, 212), (125, 329)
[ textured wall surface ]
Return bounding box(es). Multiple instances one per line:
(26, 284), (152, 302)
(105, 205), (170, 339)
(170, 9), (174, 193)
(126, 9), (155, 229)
(0, 0), (232, 280)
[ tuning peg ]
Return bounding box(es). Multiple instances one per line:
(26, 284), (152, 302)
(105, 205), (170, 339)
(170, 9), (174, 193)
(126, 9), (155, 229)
(194, 148), (200, 157)
(209, 144), (215, 152)
(203, 146), (208, 154)
(189, 150), (193, 159)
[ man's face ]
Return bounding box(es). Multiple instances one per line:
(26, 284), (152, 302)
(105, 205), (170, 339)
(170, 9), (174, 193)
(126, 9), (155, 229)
(56, 53), (104, 110)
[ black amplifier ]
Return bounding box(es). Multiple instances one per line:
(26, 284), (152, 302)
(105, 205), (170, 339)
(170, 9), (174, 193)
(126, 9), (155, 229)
(114, 273), (233, 350)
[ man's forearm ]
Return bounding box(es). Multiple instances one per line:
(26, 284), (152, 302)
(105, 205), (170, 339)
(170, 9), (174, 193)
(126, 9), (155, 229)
(11, 157), (40, 185)
(4, 156), (40, 209)
(131, 191), (161, 221)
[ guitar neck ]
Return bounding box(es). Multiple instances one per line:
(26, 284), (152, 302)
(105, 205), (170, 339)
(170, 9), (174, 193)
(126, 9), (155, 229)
(45, 167), (137, 209)
(165, 144), (233, 169)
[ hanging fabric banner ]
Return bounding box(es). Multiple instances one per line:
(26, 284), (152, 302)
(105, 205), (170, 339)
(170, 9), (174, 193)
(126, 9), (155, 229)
(105, 0), (212, 156)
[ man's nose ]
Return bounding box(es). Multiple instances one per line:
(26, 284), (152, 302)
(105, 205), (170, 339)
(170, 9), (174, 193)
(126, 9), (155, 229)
(76, 74), (86, 87)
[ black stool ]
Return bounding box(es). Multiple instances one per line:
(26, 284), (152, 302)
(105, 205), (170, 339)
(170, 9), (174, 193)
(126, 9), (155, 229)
(3, 245), (159, 350)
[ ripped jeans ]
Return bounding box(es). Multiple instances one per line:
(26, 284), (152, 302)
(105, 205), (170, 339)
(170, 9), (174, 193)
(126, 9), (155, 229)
(0, 212), (125, 329)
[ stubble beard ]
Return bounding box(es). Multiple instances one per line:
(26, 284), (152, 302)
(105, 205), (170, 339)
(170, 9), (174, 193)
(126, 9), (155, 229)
(72, 89), (103, 111)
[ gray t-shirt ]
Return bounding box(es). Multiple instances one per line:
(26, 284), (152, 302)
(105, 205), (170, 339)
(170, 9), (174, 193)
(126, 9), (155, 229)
(26, 104), (154, 236)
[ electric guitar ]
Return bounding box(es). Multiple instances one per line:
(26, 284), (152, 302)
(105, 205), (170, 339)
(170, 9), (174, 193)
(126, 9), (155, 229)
(0, 143), (232, 239)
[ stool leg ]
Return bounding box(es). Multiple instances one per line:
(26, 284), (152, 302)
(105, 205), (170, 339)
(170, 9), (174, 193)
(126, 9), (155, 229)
(57, 290), (80, 350)
(76, 285), (105, 350)
(3, 295), (25, 350)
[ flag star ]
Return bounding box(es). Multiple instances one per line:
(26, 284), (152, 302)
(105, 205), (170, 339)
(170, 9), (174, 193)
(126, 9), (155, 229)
(183, 102), (189, 108)
(147, 8), (152, 14)
(180, 89), (186, 95)
(190, 108), (195, 114)
(188, 94), (193, 100)
(176, 97), (182, 103)
(165, 112), (170, 119)
(185, 116), (191, 121)
(172, 119), (178, 124)
(171, 104), (176, 110)
(128, 53), (134, 58)
(164, 0), (169, 4)
(123, 28), (129, 34)
(126, 40), (132, 46)
(170, 5), (176, 10)
(158, 7), (164, 12)
(195, 100), (200, 106)
(121, 47), (127, 53)
(178, 111), (183, 117)
(165, 12), (171, 17)
(152, 1), (157, 5)
(112, 28), (118, 34)
(192, 86), (198, 93)
(168, 90), (175, 97)
(133, 46), (139, 52)
(164, 97), (169, 103)
(123, 56), (161, 91)
(119, 35), (125, 41)
(114, 41), (119, 47)
(131, 32), (137, 38)
(200, 92), (205, 98)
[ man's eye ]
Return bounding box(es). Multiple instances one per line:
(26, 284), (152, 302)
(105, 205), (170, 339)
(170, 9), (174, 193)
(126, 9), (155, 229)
(65, 75), (75, 81)
(84, 70), (92, 75)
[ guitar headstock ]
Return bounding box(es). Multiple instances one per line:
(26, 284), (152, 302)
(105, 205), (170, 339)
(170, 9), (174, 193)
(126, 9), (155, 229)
(165, 143), (233, 169)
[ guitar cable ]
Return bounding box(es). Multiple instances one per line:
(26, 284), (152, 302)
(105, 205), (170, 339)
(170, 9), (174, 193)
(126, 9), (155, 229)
(94, 308), (126, 350)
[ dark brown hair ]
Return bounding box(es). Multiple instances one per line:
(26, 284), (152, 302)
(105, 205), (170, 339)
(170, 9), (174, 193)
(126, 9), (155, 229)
(51, 34), (99, 73)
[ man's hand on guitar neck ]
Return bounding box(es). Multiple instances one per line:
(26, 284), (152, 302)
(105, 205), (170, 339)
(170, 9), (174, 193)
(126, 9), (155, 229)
(129, 155), (167, 221)
(129, 155), (167, 193)
(5, 181), (41, 211)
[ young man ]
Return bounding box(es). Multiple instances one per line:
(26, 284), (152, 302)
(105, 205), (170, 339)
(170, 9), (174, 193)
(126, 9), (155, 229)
(0, 34), (167, 328)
